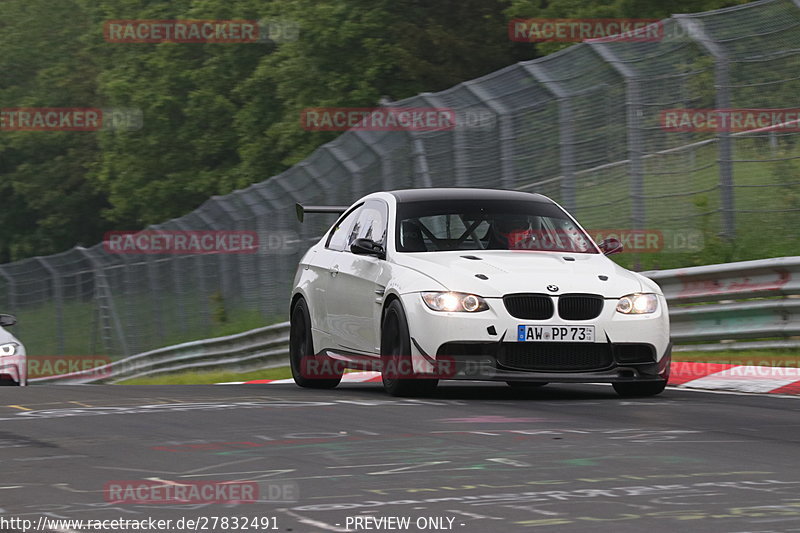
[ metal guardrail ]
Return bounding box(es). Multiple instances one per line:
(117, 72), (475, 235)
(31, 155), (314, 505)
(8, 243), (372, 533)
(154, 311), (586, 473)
(643, 256), (800, 352)
(30, 321), (290, 384)
(32, 256), (800, 383)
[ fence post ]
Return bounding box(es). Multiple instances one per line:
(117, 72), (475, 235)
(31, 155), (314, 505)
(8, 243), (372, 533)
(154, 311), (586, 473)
(35, 257), (64, 355)
(144, 254), (166, 345)
(174, 216), (211, 332)
(233, 191), (265, 316)
(523, 63), (577, 212)
(353, 131), (393, 191)
(113, 251), (141, 355)
(326, 144), (363, 199)
(462, 79), (516, 189)
(194, 209), (231, 322)
(212, 196), (255, 314)
(77, 246), (130, 357)
(588, 42), (646, 230)
(417, 93), (468, 187)
(409, 135), (434, 188)
(675, 16), (735, 239)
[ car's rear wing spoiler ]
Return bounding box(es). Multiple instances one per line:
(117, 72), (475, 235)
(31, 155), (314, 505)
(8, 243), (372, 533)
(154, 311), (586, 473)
(295, 203), (348, 223)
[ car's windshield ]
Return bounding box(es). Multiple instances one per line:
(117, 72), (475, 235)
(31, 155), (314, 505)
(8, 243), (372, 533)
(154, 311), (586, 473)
(395, 199), (597, 253)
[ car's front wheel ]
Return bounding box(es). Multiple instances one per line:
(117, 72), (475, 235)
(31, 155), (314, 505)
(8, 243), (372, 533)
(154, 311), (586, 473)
(381, 300), (437, 397)
(612, 380), (667, 397)
(290, 298), (342, 389)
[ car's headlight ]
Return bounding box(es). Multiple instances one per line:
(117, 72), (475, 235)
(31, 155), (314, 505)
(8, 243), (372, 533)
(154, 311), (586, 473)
(0, 342), (19, 356)
(616, 293), (658, 314)
(421, 292), (489, 312)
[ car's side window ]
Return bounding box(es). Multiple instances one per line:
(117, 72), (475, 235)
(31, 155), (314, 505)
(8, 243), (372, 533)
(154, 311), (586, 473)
(326, 205), (363, 251)
(352, 200), (389, 248)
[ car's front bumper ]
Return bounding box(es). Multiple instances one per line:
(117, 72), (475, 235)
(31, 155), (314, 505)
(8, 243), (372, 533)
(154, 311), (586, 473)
(420, 344), (671, 383)
(399, 292), (670, 383)
(0, 355), (26, 385)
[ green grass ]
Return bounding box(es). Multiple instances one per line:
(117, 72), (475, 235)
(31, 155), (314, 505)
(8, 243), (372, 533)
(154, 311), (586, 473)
(674, 349), (800, 367)
(119, 366), (293, 385)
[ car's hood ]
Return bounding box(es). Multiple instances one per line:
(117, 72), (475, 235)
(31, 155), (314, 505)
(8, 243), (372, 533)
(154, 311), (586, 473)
(0, 327), (18, 345)
(392, 250), (645, 298)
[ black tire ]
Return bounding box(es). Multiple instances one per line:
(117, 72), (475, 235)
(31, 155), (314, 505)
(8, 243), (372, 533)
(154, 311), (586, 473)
(612, 380), (667, 398)
(506, 381), (548, 389)
(290, 299), (342, 389)
(381, 300), (437, 397)
(0, 378), (19, 386)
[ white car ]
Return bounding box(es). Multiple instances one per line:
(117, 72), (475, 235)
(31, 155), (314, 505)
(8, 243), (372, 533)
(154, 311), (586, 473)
(0, 314), (26, 386)
(290, 189), (670, 397)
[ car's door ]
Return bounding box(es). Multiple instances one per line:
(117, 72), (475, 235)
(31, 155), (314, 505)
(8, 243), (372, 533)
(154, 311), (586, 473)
(325, 199), (390, 355)
(309, 204), (363, 349)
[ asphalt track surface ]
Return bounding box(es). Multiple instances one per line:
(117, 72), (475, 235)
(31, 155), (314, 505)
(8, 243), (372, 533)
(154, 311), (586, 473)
(1, 383), (800, 533)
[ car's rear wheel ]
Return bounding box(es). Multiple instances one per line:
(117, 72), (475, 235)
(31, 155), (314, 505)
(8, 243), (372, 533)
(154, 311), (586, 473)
(0, 378), (19, 386)
(506, 381), (548, 389)
(381, 300), (437, 397)
(290, 298), (342, 389)
(612, 380), (667, 397)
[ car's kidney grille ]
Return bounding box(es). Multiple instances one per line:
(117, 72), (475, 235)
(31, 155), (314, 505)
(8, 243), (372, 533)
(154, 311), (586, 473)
(503, 294), (554, 319)
(498, 343), (614, 372)
(558, 295), (604, 320)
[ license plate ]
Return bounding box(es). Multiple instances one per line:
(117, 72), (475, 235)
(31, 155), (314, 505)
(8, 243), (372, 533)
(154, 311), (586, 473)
(517, 325), (595, 342)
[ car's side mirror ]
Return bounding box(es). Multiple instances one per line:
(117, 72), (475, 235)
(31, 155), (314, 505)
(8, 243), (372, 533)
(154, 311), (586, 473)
(350, 238), (385, 258)
(0, 314), (17, 327)
(598, 237), (623, 255)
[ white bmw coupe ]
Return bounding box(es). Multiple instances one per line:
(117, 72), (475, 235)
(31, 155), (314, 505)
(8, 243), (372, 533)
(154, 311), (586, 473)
(290, 189), (670, 397)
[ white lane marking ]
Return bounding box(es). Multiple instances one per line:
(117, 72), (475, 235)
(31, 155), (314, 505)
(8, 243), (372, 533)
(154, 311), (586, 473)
(13, 455), (88, 463)
(487, 458), (531, 467)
